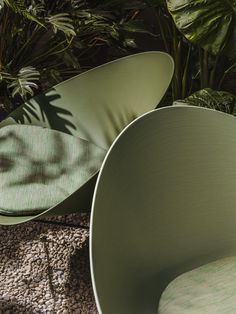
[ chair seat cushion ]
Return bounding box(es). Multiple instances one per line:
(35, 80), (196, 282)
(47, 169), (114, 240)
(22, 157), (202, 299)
(0, 125), (106, 215)
(158, 256), (236, 314)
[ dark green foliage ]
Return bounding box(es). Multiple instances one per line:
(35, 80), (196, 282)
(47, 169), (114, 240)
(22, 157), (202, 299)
(0, 0), (149, 119)
(1, 0), (236, 119)
(167, 0), (236, 59)
(146, 0), (236, 107)
(174, 88), (236, 115)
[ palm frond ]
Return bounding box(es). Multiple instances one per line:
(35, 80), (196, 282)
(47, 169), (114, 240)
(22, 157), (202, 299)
(27, 1), (45, 16)
(0, 71), (12, 82)
(3, 0), (44, 26)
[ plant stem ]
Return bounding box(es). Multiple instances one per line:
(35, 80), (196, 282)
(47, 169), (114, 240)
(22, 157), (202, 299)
(209, 53), (220, 89)
(199, 48), (209, 88)
(0, 7), (9, 70)
(172, 23), (181, 100)
(12, 25), (42, 68)
(156, 7), (169, 53)
(25, 39), (72, 66)
(218, 60), (236, 88)
(203, 49), (209, 87)
(182, 45), (191, 98)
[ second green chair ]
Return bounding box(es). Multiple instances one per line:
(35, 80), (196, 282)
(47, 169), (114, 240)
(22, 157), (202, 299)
(0, 51), (174, 225)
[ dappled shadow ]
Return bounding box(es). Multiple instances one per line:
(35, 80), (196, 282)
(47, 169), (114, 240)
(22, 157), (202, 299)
(0, 125), (105, 216)
(64, 240), (98, 312)
(65, 241), (91, 295)
(12, 88), (76, 135)
(0, 300), (38, 313)
(0, 130), (81, 185)
(10, 88), (142, 149)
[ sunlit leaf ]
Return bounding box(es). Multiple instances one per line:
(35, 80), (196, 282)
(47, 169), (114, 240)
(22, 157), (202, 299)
(167, 0), (236, 59)
(8, 66), (40, 99)
(46, 13), (76, 37)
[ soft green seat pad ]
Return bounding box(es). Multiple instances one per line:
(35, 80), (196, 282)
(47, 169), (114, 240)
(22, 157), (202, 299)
(0, 125), (106, 215)
(158, 256), (236, 314)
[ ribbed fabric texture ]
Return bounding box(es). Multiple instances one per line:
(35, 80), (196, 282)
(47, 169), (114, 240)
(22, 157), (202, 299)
(159, 256), (236, 314)
(0, 125), (106, 215)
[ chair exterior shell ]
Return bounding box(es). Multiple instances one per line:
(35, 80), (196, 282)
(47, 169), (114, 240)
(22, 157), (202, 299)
(90, 106), (236, 314)
(0, 52), (174, 225)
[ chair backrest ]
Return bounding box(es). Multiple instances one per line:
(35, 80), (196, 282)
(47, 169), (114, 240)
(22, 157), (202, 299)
(0, 52), (174, 149)
(90, 106), (236, 314)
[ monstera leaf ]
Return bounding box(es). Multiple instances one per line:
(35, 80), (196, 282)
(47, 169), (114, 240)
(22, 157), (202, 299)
(173, 88), (236, 115)
(8, 67), (40, 99)
(46, 13), (76, 37)
(166, 0), (236, 58)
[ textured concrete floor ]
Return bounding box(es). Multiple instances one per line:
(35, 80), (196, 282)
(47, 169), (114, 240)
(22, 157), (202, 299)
(0, 213), (98, 313)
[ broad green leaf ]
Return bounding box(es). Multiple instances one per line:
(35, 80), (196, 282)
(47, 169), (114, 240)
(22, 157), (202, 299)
(173, 88), (236, 115)
(166, 0), (236, 58)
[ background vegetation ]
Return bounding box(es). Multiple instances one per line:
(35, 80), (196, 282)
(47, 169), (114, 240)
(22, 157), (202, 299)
(0, 0), (236, 121)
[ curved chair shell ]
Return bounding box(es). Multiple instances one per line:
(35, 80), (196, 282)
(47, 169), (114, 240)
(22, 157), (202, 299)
(0, 52), (174, 225)
(0, 51), (174, 149)
(90, 106), (236, 314)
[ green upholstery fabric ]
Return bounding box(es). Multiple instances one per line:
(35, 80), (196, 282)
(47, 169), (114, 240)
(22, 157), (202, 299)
(158, 256), (236, 314)
(0, 125), (106, 215)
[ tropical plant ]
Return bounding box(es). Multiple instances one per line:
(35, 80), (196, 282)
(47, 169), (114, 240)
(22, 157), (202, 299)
(173, 88), (236, 115)
(166, 0), (236, 97)
(0, 0), (149, 120)
(71, 0), (152, 67)
(0, 0), (77, 118)
(140, 0), (199, 102)
(141, 0), (236, 110)
(167, 0), (236, 59)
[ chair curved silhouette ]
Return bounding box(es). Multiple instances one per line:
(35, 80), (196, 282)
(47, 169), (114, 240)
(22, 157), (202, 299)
(0, 51), (174, 225)
(90, 106), (236, 314)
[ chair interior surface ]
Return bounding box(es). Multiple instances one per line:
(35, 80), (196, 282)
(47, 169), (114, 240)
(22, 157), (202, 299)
(90, 106), (236, 314)
(0, 51), (174, 225)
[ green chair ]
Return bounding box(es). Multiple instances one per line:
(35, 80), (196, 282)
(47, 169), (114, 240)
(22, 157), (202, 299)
(0, 51), (174, 225)
(90, 106), (236, 314)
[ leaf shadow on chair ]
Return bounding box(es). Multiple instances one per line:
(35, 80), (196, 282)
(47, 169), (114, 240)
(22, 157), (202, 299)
(0, 130), (76, 184)
(0, 127), (94, 216)
(12, 88), (77, 135)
